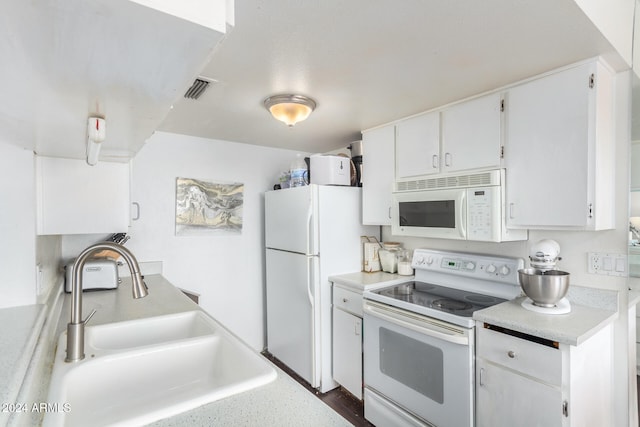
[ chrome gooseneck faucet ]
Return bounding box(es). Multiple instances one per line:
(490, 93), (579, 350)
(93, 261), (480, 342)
(66, 242), (148, 363)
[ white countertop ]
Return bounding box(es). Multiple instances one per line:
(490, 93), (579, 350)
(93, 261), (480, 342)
(2, 275), (351, 427)
(329, 271), (413, 292)
(473, 296), (618, 346)
(0, 304), (46, 426)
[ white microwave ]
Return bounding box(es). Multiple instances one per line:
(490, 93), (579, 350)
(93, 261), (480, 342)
(391, 170), (527, 242)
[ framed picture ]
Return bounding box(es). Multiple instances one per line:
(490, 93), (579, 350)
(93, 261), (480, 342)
(175, 177), (243, 236)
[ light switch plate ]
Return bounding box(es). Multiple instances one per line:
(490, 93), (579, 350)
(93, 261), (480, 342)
(588, 252), (627, 276)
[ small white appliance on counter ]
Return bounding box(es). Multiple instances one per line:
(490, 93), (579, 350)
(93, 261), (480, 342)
(64, 259), (119, 292)
(309, 154), (351, 186)
(264, 184), (378, 392)
(519, 239), (571, 314)
(363, 249), (524, 427)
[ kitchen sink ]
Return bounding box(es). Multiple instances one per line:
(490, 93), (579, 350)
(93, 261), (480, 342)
(86, 310), (219, 351)
(43, 311), (277, 427)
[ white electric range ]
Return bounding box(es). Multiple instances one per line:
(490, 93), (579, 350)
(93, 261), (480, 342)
(363, 248), (524, 427)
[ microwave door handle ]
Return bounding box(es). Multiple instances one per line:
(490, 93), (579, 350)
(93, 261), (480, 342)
(459, 192), (467, 239)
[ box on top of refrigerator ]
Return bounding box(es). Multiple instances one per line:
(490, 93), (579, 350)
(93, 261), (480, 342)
(310, 154), (351, 186)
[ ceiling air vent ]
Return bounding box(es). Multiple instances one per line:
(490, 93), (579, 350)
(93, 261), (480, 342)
(184, 78), (212, 100)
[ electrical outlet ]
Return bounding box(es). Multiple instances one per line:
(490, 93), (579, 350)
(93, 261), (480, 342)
(588, 252), (627, 276)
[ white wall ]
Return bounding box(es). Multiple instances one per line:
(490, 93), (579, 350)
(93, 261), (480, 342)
(573, 0), (635, 68)
(0, 141), (37, 308)
(125, 131), (303, 350)
(35, 235), (62, 304)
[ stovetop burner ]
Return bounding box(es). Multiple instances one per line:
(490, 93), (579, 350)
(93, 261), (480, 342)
(373, 281), (507, 319)
(432, 298), (473, 311)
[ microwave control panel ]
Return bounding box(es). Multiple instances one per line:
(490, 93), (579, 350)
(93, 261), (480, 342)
(466, 187), (501, 241)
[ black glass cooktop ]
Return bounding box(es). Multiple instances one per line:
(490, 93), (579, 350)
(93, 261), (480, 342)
(373, 281), (506, 318)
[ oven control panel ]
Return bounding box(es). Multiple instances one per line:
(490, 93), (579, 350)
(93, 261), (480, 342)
(412, 249), (524, 286)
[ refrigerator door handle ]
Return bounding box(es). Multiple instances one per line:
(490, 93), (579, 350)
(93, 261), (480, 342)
(306, 256), (314, 305)
(306, 203), (314, 255)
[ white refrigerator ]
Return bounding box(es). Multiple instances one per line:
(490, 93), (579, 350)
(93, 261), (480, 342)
(265, 184), (377, 392)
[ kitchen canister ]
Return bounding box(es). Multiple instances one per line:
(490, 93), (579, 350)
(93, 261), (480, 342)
(397, 249), (414, 275)
(379, 242), (402, 273)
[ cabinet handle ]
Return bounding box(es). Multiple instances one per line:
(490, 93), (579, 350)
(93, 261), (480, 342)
(444, 152), (452, 167)
(507, 350), (516, 359)
(355, 319), (361, 336)
(432, 155), (439, 169)
(479, 368), (485, 386)
(132, 202), (141, 221)
(343, 298), (348, 303)
(388, 207), (392, 219)
(509, 203), (515, 219)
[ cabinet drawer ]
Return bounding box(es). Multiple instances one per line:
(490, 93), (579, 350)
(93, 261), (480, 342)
(477, 325), (562, 386)
(333, 286), (363, 317)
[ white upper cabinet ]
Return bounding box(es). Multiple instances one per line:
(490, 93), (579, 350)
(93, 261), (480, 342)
(36, 156), (130, 235)
(0, 0), (232, 162)
(395, 112), (440, 180)
(395, 93), (503, 183)
(362, 125), (395, 225)
(440, 93), (503, 173)
(504, 58), (615, 230)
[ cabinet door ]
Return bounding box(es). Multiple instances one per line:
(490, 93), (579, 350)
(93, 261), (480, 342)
(476, 359), (563, 427)
(332, 307), (362, 399)
(505, 62), (593, 228)
(362, 125), (395, 225)
(36, 156), (130, 235)
(395, 111), (440, 179)
(441, 93), (502, 173)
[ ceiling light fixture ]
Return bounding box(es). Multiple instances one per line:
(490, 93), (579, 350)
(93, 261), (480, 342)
(264, 94), (316, 127)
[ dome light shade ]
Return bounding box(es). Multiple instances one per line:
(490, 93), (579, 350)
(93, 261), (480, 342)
(264, 94), (316, 127)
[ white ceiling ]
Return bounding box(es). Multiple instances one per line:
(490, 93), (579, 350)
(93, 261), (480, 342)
(158, 0), (626, 154)
(0, 0), (227, 161)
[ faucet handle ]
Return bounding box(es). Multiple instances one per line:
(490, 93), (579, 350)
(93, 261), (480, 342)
(83, 309), (97, 325)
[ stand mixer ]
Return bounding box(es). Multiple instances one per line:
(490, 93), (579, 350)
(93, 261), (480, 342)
(519, 239), (571, 314)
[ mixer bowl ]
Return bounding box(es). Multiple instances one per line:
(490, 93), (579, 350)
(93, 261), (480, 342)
(518, 268), (570, 307)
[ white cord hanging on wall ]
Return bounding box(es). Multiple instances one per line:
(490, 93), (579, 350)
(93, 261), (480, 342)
(86, 117), (106, 166)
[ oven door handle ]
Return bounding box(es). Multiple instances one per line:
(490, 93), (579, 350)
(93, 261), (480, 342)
(364, 302), (469, 346)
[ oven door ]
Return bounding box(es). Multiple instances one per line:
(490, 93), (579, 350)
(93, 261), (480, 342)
(363, 300), (474, 427)
(391, 188), (466, 239)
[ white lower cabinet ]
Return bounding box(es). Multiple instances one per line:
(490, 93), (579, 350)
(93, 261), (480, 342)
(332, 285), (363, 399)
(477, 358), (563, 427)
(476, 323), (613, 427)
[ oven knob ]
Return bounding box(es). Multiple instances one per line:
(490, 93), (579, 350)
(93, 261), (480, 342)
(465, 262), (475, 270)
(499, 265), (511, 276)
(425, 256), (434, 265)
(415, 256), (425, 265)
(486, 264), (497, 274)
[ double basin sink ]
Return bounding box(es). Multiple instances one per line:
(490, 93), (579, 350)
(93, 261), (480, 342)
(43, 310), (277, 426)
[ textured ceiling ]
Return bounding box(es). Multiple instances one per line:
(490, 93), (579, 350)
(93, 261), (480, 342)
(159, 0), (625, 153)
